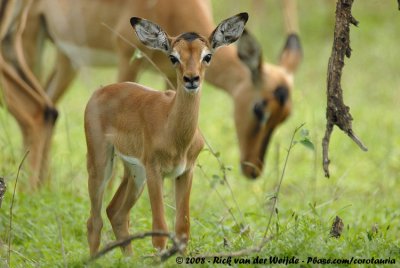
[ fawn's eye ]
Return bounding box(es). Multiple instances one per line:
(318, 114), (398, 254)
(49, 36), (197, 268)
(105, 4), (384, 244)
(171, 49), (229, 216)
(203, 54), (212, 64)
(169, 55), (179, 65)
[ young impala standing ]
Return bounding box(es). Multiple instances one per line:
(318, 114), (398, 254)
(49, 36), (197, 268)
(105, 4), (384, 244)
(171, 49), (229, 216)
(84, 13), (248, 256)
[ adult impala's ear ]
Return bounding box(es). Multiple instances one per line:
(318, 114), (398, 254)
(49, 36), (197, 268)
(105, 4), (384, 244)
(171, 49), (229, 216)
(237, 29), (263, 83)
(209, 12), (248, 51)
(130, 17), (170, 53)
(279, 33), (302, 73)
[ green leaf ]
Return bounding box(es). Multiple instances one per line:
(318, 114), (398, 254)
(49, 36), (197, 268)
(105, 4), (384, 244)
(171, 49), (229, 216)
(212, 174), (220, 180)
(308, 202), (318, 216)
(300, 138), (315, 151)
(300, 128), (309, 138)
(244, 212), (259, 218)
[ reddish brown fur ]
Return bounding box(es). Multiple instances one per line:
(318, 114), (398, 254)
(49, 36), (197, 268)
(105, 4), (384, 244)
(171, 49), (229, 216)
(2, 0), (301, 187)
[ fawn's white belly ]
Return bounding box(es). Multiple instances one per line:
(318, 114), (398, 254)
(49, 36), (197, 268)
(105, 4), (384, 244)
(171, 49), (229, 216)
(116, 151), (146, 191)
(115, 150), (186, 185)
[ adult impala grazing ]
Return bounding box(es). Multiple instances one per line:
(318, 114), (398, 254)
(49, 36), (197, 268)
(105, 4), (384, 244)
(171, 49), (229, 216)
(84, 13), (248, 256)
(1, 0), (301, 186)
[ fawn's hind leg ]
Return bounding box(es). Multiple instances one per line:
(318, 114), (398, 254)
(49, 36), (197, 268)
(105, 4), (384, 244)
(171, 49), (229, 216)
(106, 155), (146, 255)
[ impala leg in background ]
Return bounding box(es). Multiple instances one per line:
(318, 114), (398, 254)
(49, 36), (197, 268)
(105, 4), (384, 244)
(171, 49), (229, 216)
(45, 51), (77, 104)
(0, 0), (59, 189)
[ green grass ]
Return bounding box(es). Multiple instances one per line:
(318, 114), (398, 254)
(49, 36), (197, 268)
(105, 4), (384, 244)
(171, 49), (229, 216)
(1, 1), (400, 267)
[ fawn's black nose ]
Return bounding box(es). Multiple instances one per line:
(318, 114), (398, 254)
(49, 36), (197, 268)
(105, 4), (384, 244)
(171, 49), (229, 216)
(183, 76), (199, 84)
(183, 75), (200, 90)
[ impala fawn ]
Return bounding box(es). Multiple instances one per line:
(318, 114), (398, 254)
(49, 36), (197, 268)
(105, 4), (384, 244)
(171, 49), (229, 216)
(84, 13), (248, 256)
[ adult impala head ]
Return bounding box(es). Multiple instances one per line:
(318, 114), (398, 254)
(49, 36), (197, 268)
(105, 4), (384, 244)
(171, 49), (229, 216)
(85, 13), (248, 256)
(235, 30), (302, 179)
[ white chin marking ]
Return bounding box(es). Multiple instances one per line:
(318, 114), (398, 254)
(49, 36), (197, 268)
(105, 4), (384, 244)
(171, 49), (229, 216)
(184, 87), (199, 93)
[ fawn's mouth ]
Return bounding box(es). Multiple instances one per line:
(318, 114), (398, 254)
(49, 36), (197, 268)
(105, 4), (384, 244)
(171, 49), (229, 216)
(184, 84), (200, 93)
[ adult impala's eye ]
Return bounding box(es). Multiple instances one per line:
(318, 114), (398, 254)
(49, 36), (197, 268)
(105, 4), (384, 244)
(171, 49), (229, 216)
(169, 55), (179, 65)
(203, 54), (212, 64)
(253, 100), (267, 122)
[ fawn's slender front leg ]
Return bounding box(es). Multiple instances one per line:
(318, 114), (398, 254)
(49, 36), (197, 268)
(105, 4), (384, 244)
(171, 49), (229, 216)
(175, 168), (194, 246)
(146, 166), (168, 250)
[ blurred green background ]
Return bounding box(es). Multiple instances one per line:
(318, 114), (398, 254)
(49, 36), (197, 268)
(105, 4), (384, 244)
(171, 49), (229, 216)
(1, 0), (399, 266)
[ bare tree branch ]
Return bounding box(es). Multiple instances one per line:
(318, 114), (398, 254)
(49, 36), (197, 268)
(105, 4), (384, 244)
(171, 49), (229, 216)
(322, 0), (367, 178)
(88, 231), (185, 263)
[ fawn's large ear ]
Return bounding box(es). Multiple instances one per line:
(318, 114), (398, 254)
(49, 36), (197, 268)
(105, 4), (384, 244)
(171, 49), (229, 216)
(237, 29), (263, 83)
(130, 17), (170, 53)
(209, 12), (248, 51)
(279, 33), (302, 73)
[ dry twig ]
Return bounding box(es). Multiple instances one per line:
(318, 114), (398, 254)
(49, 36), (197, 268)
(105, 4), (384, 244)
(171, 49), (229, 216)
(88, 231), (184, 263)
(330, 216), (344, 238)
(322, 0), (367, 178)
